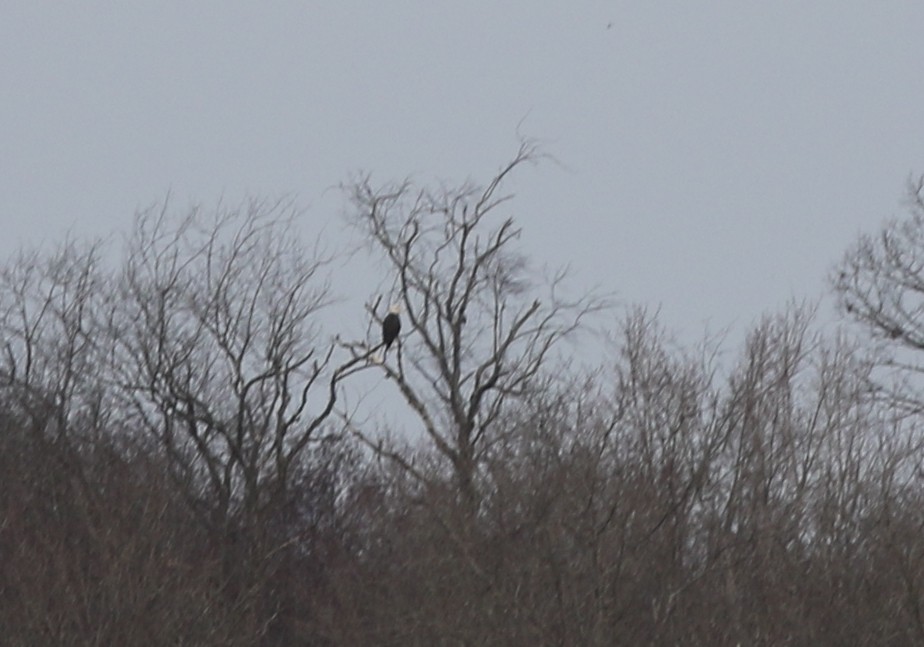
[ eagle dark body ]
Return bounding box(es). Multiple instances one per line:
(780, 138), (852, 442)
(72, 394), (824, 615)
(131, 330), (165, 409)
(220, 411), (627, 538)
(382, 312), (401, 350)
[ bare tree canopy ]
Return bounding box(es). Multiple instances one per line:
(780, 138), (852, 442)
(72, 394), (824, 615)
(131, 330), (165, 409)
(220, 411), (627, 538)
(344, 143), (611, 508)
(834, 176), (924, 412)
(4, 157), (924, 645)
(111, 201), (332, 518)
(835, 178), (924, 343)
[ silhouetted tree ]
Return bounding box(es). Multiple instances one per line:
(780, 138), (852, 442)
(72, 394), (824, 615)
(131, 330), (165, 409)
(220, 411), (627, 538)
(107, 199), (371, 532)
(834, 175), (924, 416)
(345, 143), (609, 516)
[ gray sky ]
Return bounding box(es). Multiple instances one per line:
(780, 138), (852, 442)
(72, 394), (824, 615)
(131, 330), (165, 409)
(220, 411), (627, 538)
(4, 2), (924, 343)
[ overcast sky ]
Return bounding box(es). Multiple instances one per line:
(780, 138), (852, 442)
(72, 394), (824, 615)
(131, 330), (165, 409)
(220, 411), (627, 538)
(4, 2), (924, 345)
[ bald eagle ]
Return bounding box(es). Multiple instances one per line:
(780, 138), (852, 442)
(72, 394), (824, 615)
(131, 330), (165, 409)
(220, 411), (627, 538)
(382, 304), (401, 353)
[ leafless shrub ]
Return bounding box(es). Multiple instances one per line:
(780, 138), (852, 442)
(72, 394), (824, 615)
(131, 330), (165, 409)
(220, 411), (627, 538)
(0, 405), (276, 646)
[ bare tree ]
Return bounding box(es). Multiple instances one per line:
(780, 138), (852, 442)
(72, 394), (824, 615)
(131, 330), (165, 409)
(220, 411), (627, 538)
(834, 176), (924, 414)
(0, 199), (384, 644)
(0, 240), (111, 435)
(107, 199), (370, 531)
(344, 143), (609, 512)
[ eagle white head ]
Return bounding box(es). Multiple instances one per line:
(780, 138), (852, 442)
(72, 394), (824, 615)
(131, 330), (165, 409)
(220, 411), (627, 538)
(388, 303), (401, 314)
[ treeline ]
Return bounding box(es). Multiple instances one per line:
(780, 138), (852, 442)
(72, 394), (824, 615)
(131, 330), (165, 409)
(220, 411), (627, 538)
(3, 149), (924, 645)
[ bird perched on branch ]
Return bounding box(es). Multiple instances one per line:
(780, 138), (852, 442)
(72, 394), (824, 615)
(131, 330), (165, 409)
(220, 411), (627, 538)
(381, 303), (401, 357)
